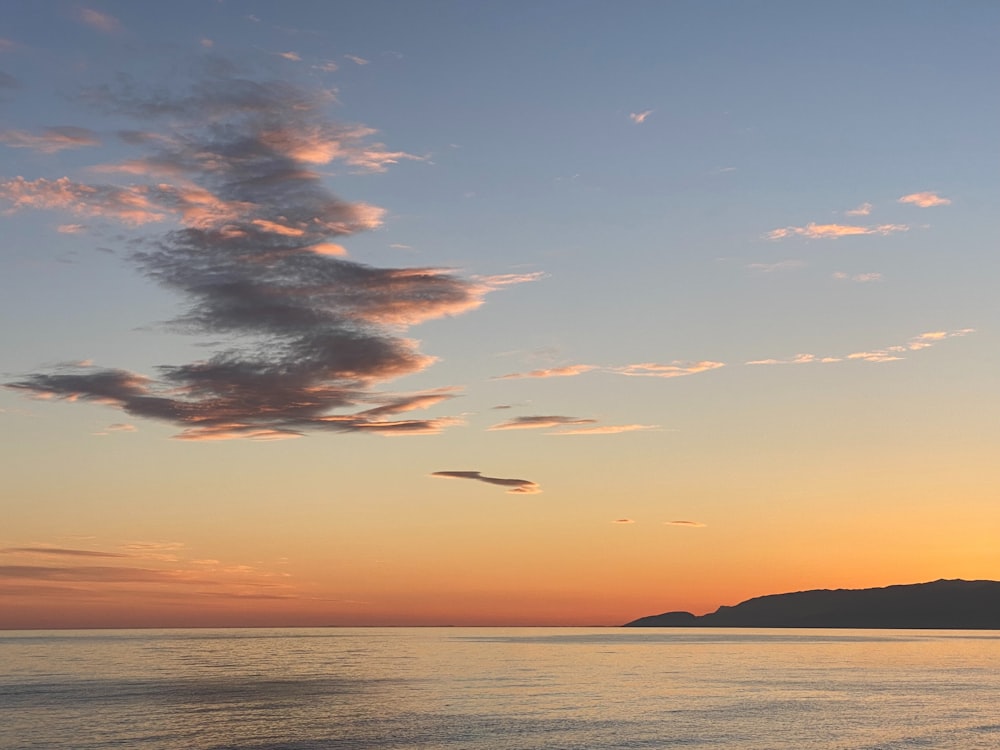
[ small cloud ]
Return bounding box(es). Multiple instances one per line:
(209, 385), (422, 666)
(431, 470), (541, 495)
(748, 328), (974, 366)
(200, 38), (213, 48)
(833, 271), (882, 283)
(612, 519), (635, 524)
(344, 54), (369, 66)
(898, 192), (951, 208)
(551, 424), (658, 436)
(0, 127), (100, 153)
(665, 520), (706, 527)
(107, 422), (136, 432)
(314, 61), (339, 73)
(845, 202), (873, 216)
(747, 259), (804, 273)
(0, 38), (15, 52)
(79, 8), (124, 34)
(56, 223), (87, 234)
(0, 546), (129, 558)
(493, 364), (596, 380)
(389, 243), (412, 250)
(613, 361), (725, 378)
(489, 415), (596, 431)
(278, 51), (301, 62)
(765, 222), (909, 240)
(629, 110), (652, 124)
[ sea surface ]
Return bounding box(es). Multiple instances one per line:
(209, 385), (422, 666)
(1, 627), (999, 749)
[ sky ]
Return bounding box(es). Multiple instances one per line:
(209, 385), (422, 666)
(1, 1), (998, 628)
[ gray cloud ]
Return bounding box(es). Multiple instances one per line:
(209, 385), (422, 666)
(431, 471), (541, 494)
(0, 547), (130, 558)
(4, 67), (531, 440)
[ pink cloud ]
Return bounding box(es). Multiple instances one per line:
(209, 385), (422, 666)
(898, 192), (951, 208)
(344, 54), (369, 65)
(614, 361), (725, 378)
(56, 223), (87, 234)
(550, 423), (658, 436)
(0, 127), (99, 153)
(79, 8), (123, 33)
(489, 415), (596, 431)
(629, 110), (652, 124)
(845, 202), (873, 216)
(493, 364), (596, 380)
(747, 328), (974, 366)
(765, 222), (909, 240)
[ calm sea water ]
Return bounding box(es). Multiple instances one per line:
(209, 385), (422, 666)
(1, 628), (999, 749)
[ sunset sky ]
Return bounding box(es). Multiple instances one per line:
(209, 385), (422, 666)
(2, 1), (998, 628)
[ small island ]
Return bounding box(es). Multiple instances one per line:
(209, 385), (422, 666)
(624, 579), (1000, 629)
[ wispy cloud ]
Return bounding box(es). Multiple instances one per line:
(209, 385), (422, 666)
(4, 68), (536, 440)
(0, 126), (100, 153)
(747, 328), (974, 366)
(492, 364), (596, 380)
(898, 191), (951, 208)
(550, 424), (658, 436)
(665, 520), (706, 527)
(833, 271), (882, 283)
(489, 415), (596, 431)
(0, 546), (129, 558)
(629, 110), (652, 124)
(431, 471), (541, 494)
(844, 202), (873, 216)
(57, 223), (87, 234)
(765, 222), (909, 240)
(612, 518), (635, 524)
(613, 361), (725, 378)
(344, 54), (369, 66)
(79, 8), (124, 34)
(278, 51), (301, 62)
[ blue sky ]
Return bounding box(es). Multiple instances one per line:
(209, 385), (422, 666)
(1, 1), (998, 627)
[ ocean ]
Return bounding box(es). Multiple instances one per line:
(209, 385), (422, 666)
(1, 628), (998, 749)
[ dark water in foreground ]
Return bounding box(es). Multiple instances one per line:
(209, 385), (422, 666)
(1, 628), (999, 749)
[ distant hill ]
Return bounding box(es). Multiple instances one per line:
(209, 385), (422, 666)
(624, 579), (1000, 629)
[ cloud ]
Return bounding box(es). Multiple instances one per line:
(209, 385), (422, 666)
(0, 546), (129, 558)
(0, 71), (17, 89)
(747, 259), (804, 273)
(0, 38), (15, 52)
(765, 222), (909, 240)
(844, 202), (873, 216)
(79, 8), (123, 34)
(747, 328), (974, 366)
(898, 192), (951, 208)
(665, 520), (706, 527)
(550, 423), (658, 435)
(492, 364), (596, 380)
(201, 38), (214, 48)
(278, 51), (301, 62)
(93, 422), (137, 436)
(0, 126), (100, 153)
(833, 271), (882, 283)
(612, 519), (635, 524)
(489, 415), (596, 431)
(431, 471), (541, 494)
(57, 223), (87, 234)
(613, 361), (725, 378)
(344, 55), (369, 65)
(629, 110), (652, 124)
(5, 69), (537, 440)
